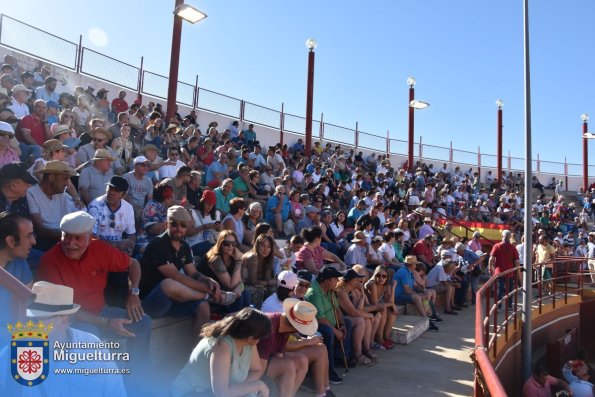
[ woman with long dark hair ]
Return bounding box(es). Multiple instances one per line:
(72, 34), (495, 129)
(241, 234), (277, 308)
(197, 230), (251, 313)
(171, 307), (271, 397)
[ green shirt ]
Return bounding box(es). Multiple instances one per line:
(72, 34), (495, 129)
(214, 187), (236, 214)
(233, 176), (249, 197)
(305, 280), (338, 327)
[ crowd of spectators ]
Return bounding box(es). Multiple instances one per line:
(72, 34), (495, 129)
(2, 55), (594, 397)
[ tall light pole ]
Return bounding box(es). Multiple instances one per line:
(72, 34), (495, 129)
(582, 113), (589, 191)
(166, 1), (207, 122)
(496, 99), (504, 181)
(407, 77), (416, 170)
(304, 38), (317, 158)
(521, 0), (533, 384)
(407, 77), (429, 170)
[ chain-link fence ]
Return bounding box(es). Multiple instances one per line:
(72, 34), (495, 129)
(244, 102), (281, 129)
(324, 123), (355, 146)
(141, 71), (194, 107)
(0, 14), (78, 70)
(422, 143), (450, 162)
(196, 88), (241, 119)
(358, 131), (386, 151)
(80, 47), (139, 90)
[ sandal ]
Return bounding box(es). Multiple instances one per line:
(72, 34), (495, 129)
(363, 350), (378, 360)
(357, 355), (376, 367)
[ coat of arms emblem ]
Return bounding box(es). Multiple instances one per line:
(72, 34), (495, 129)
(8, 320), (53, 387)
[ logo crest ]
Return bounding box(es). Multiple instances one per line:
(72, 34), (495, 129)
(8, 320), (53, 387)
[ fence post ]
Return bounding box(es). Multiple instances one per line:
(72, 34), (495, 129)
(76, 34), (83, 73)
(449, 141), (453, 163)
(319, 113), (324, 141)
(418, 135), (422, 163)
(192, 74), (198, 110)
(280, 102), (284, 146)
(239, 100), (245, 122)
(355, 122), (359, 151)
(507, 150), (511, 171)
(537, 153), (540, 173)
(478, 146), (481, 178)
(564, 157), (568, 191)
(137, 56), (143, 104)
(386, 129), (390, 156)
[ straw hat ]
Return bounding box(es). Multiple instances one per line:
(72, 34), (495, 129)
(282, 298), (318, 336)
(43, 139), (67, 153)
(92, 148), (115, 161)
(404, 255), (419, 266)
(26, 281), (81, 318)
(351, 231), (366, 243)
(41, 160), (77, 176)
(53, 124), (73, 138)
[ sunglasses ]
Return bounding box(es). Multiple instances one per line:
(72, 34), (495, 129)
(170, 153), (179, 156)
(222, 240), (238, 247)
(377, 274), (388, 279)
(297, 282), (310, 288)
(92, 138), (105, 142)
(109, 213), (116, 229)
(0, 132), (12, 138)
(169, 221), (187, 228)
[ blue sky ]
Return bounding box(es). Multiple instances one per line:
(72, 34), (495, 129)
(4, 1), (595, 171)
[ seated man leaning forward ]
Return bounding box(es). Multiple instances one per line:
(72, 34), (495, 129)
(36, 211), (151, 372)
(139, 205), (236, 335)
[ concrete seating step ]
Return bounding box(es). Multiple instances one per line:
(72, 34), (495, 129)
(390, 314), (429, 345)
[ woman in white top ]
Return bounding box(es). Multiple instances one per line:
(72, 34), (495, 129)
(223, 197), (250, 252)
(186, 190), (222, 257)
(378, 231), (399, 267)
(330, 210), (348, 240)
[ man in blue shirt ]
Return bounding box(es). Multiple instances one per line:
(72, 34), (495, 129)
(265, 185), (291, 237)
(394, 255), (440, 331)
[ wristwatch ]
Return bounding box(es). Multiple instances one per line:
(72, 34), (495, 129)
(130, 287), (140, 296)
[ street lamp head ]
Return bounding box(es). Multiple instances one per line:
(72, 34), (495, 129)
(582, 113), (589, 122)
(306, 38), (317, 51)
(407, 77), (416, 88)
(174, 4), (207, 24)
(410, 100), (429, 110)
(496, 99), (503, 109)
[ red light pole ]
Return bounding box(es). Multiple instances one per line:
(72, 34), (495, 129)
(166, 1), (206, 122)
(582, 113), (589, 191)
(407, 77), (415, 170)
(496, 99), (503, 181)
(304, 38), (317, 158)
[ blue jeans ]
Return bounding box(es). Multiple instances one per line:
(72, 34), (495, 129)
(498, 278), (515, 308)
(142, 280), (205, 318)
(317, 318), (353, 371)
(19, 143), (42, 162)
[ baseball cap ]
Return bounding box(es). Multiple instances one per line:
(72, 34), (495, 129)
(0, 163), (38, 185)
(106, 176), (129, 192)
(277, 270), (298, 289)
(133, 156), (151, 166)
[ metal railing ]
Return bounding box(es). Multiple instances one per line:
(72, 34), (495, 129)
(0, 12), (590, 179)
(473, 257), (586, 397)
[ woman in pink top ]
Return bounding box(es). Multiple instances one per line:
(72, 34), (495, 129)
(295, 226), (346, 275)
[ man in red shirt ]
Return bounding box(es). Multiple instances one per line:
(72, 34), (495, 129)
(488, 229), (520, 308)
(37, 211), (151, 372)
(412, 234), (436, 270)
(16, 99), (48, 161)
(111, 90), (129, 114)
